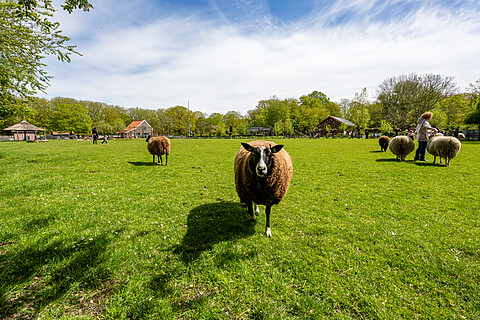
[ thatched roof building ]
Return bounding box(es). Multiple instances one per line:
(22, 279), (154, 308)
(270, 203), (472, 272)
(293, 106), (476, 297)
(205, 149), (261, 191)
(3, 120), (45, 141)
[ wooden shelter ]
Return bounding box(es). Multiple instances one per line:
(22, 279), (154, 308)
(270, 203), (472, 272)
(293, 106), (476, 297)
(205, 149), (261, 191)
(117, 120), (153, 138)
(3, 120), (45, 141)
(317, 116), (355, 136)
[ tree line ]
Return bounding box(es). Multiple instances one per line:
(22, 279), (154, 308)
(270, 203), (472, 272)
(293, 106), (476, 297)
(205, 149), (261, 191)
(1, 74), (479, 137)
(1, 2), (480, 137)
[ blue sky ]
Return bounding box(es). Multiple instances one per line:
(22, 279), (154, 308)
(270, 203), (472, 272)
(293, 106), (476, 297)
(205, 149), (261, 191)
(43, 0), (480, 114)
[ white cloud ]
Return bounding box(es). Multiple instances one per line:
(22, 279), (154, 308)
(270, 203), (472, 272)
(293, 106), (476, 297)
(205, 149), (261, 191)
(42, 0), (480, 114)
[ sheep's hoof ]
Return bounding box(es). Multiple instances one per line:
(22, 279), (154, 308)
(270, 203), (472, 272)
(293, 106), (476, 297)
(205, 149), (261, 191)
(265, 228), (272, 237)
(254, 205), (260, 216)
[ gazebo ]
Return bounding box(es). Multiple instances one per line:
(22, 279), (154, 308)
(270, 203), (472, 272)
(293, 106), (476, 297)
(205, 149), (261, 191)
(3, 120), (45, 141)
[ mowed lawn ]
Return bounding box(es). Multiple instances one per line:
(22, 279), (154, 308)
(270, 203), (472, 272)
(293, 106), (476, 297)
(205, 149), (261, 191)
(0, 137), (479, 319)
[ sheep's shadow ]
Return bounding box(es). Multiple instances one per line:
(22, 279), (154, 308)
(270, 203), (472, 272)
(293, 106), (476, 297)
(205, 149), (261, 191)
(173, 201), (255, 264)
(375, 158), (401, 162)
(414, 162), (445, 167)
(128, 161), (158, 166)
(369, 150), (385, 153)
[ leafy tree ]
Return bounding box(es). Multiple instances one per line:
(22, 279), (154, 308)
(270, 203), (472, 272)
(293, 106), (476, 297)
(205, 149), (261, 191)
(338, 98), (350, 118)
(430, 106), (448, 129)
(27, 97), (53, 129)
(1, 1), (91, 114)
(465, 97), (480, 126)
(377, 73), (457, 129)
(435, 94), (470, 129)
(347, 88), (371, 132)
(155, 108), (175, 135)
(223, 111), (244, 134)
(50, 103), (92, 134)
(379, 120), (393, 135)
(207, 113), (225, 136)
(297, 91), (332, 133)
(236, 120), (248, 135)
(166, 106), (190, 135)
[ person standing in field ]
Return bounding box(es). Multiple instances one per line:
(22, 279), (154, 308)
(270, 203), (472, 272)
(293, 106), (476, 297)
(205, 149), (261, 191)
(414, 112), (438, 161)
(92, 127), (98, 144)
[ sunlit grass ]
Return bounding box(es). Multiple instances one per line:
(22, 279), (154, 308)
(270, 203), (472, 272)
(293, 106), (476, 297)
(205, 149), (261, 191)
(0, 138), (479, 319)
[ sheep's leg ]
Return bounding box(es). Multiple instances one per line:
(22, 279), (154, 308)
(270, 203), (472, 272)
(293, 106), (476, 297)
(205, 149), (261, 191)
(433, 156), (436, 164)
(254, 204), (260, 216)
(265, 205), (272, 237)
(246, 201), (255, 220)
(165, 154), (168, 166)
(152, 155), (155, 163)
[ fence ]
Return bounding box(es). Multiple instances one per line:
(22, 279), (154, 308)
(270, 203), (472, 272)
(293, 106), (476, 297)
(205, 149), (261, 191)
(465, 130), (480, 141)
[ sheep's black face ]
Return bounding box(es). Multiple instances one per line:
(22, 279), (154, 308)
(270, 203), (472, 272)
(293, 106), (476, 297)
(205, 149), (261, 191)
(241, 143), (284, 178)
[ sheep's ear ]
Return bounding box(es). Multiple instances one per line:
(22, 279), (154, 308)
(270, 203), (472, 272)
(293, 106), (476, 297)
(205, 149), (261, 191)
(271, 145), (284, 153)
(241, 143), (254, 152)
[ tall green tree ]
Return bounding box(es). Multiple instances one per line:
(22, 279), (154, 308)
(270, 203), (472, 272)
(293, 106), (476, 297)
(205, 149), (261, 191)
(297, 91), (332, 133)
(377, 73), (457, 129)
(50, 103), (92, 134)
(1, 1), (91, 120)
(347, 88), (371, 132)
(166, 106), (191, 136)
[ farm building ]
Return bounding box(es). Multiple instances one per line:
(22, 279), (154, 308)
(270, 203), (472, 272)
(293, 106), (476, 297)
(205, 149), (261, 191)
(317, 116), (355, 137)
(117, 120), (153, 138)
(3, 120), (45, 141)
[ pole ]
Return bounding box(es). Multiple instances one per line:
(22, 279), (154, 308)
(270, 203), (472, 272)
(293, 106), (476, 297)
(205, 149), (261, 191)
(187, 100), (190, 138)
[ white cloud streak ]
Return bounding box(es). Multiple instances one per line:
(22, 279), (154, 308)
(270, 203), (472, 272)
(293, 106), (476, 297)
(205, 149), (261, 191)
(42, 0), (480, 114)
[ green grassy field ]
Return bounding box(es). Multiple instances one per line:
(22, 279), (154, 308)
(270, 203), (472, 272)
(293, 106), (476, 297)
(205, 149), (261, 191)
(0, 137), (479, 319)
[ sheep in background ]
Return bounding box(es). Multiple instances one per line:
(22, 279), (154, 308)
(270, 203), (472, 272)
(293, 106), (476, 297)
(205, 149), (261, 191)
(389, 136), (415, 161)
(379, 136), (390, 152)
(146, 135), (170, 165)
(427, 133), (444, 164)
(428, 135), (461, 166)
(458, 132), (465, 140)
(234, 140), (293, 237)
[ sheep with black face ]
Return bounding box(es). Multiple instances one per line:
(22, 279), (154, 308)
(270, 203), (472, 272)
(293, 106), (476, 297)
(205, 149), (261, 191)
(234, 140), (293, 237)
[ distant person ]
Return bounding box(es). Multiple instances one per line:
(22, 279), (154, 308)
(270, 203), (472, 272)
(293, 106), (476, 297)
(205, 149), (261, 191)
(365, 130), (369, 139)
(92, 127), (98, 144)
(102, 135), (108, 144)
(414, 112), (438, 161)
(453, 127), (459, 138)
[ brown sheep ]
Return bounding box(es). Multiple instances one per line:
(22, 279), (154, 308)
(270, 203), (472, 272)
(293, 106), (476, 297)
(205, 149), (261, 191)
(146, 136), (170, 165)
(234, 140), (293, 237)
(379, 136), (390, 152)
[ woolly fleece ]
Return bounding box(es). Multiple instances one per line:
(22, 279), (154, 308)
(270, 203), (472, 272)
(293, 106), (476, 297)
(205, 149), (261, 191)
(379, 136), (390, 152)
(389, 136), (415, 161)
(234, 140), (293, 206)
(147, 136), (171, 162)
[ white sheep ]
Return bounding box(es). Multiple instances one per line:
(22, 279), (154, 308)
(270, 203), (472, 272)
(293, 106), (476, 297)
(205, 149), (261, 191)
(388, 136), (415, 161)
(427, 135), (461, 166)
(234, 140), (293, 237)
(427, 133), (444, 164)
